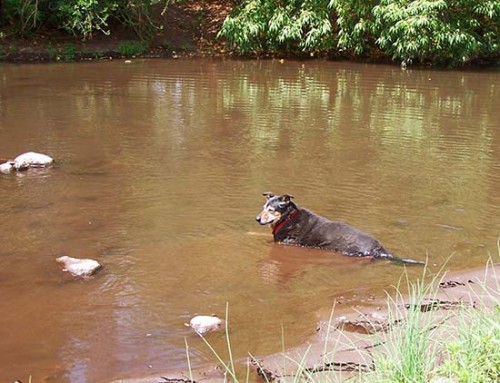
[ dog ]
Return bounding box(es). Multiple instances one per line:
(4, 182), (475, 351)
(255, 192), (424, 265)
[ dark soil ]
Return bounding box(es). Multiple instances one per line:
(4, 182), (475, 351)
(0, 0), (235, 62)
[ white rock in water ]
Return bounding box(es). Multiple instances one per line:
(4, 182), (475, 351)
(14, 151), (53, 170)
(56, 256), (102, 277)
(186, 315), (223, 335)
(0, 162), (14, 174)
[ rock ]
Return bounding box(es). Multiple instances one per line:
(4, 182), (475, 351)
(56, 256), (102, 277)
(13, 151), (53, 170)
(185, 315), (223, 335)
(0, 161), (14, 174)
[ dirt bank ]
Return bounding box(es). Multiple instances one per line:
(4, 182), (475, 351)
(0, 1), (234, 63)
(111, 263), (499, 383)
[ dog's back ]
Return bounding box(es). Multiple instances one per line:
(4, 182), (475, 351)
(256, 193), (424, 265)
(273, 208), (389, 257)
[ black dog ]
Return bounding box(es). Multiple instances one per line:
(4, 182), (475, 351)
(256, 192), (424, 265)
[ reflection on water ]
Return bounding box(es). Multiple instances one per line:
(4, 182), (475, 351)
(0, 59), (499, 382)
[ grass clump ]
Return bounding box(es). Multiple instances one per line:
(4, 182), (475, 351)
(61, 43), (78, 61)
(117, 40), (148, 57)
(437, 305), (500, 383)
(363, 268), (440, 383)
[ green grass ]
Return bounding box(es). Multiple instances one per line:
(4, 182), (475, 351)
(117, 41), (148, 57)
(361, 267), (442, 383)
(8, 44), (18, 55)
(437, 305), (500, 383)
(47, 44), (58, 60)
(92, 50), (104, 59)
(434, 255), (500, 383)
(61, 44), (78, 61)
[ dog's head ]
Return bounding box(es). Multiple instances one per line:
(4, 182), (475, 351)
(256, 192), (296, 226)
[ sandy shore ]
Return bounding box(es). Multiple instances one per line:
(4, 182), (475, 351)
(111, 263), (499, 383)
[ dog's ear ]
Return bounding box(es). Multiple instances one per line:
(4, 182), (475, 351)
(278, 194), (294, 207)
(262, 192), (275, 199)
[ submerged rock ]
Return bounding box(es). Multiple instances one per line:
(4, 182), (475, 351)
(186, 315), (223, 335)
(56, 256), (102, 277)
(13, 151), (53, 170)
(0, 162), (14, 174)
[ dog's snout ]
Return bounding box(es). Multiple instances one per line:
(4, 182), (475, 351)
(255, 214), (262, 223)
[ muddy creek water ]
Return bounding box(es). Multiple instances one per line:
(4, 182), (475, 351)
(0, 59), (499, 382)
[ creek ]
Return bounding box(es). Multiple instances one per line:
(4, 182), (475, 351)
(0, 59), (499, 382)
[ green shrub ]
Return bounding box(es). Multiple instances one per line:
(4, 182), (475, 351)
(218, 0), (333, 54)
(56, 0), (118, 40)
(332, 0), (500, 66)
(8, 44), (18, 55)
(221, 0), (499, 65)
(117, 40), (148, 56)
(437, 305), (500, 383)
(329, 0), (379, 55)
(92, 50), (104, 59)
(1, 0), (176, 41)
(2, 0), (42, 36)
(61, 43), (78, 61)
(46, 43), (58, 59)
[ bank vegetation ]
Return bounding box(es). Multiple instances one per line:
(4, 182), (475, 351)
(0, 0), (498, 67)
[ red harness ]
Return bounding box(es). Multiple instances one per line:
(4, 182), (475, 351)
(272, 210), (300, 235)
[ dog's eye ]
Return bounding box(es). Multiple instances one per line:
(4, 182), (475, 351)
(267, 207), (275, 212)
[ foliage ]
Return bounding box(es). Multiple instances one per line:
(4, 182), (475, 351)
(92, 50), (104, 59)
(55, 0), (118, 39)
(46, 43), (58, 59)
(221, 0), (499, 65)
(437, 306), (500, 382)
(329, 0), (379, 55)
(2, 0), (42, 36)
(0, 0), (175, 40)
(114, 0), (162, 41)
(365, 269), (440, 383)
(218, 0), (333, 54)
(8, 44), (18, 55)
(332, 0), (500, 66)
(61, 43), (79, 60)
(117, 40), (149, 56)
(2, 0), (498, 66)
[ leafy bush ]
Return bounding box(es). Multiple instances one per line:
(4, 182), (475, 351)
(329, 0), (379, 55)
(218, 0), (333, 54)
(114, 0), (161, 41)
(332, 0), (500, 66)
(61, 43), (79, 60)
(2, 0), (42, 36)
(221, 0), (499, 66)
(437, 305), (500, 383)
(117, 40), (149, 56)
(56, 0), (118, 39)
(1, 0), (174, 41)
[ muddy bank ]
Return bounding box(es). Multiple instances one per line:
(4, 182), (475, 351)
(252, 264), (499, 382)
(0, 1), (233, 63)
(110, 264), (499, 383)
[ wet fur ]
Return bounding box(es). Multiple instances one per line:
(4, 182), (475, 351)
(256, 193), (424, 265)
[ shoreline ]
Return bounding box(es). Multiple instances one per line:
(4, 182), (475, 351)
(111, 262), (499, 383)
(1, 0), (498, 67)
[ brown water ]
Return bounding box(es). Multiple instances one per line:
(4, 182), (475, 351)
(0, 59), (499, 382)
